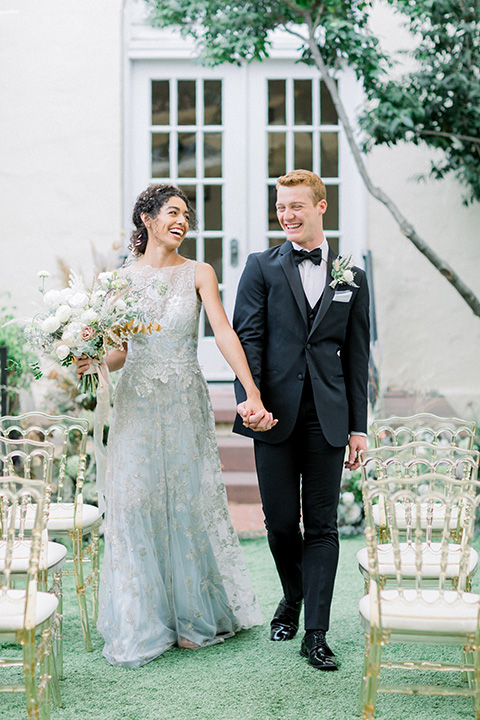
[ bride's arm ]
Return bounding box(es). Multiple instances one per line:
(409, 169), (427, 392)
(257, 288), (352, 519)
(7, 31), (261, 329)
(195, 262), (277, 431)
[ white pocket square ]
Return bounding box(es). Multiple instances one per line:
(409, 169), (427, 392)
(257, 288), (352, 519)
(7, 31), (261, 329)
(333, 290), (352, 303)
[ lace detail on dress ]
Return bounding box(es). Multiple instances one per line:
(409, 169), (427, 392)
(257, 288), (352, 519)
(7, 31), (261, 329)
(96, 258), (262, 668)
(119, 261), (202, 397)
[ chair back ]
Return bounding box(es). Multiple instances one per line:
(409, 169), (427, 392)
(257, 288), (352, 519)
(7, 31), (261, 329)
(0, 437), (54, 537)
(371, 413), (476, 449)
(0, 475), (48, 628)
(362, 473), (480, 633)
(0, 413), (89, 504)
(360, 441), (479, 483)
(0, 436), (54, 484)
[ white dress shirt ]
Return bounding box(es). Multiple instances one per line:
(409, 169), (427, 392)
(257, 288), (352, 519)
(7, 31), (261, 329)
(291, 239), (329, 308)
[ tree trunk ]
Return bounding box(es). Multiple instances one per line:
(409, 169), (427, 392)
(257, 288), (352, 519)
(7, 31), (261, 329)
(289, 15), (480, 318)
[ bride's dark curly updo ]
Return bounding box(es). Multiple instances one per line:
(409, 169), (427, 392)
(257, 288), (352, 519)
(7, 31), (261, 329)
(129, 184), (195, 257)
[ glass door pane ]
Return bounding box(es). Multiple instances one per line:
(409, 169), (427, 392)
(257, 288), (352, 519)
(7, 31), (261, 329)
(149, 77), (225, 339)
(266, 76), (340, 253)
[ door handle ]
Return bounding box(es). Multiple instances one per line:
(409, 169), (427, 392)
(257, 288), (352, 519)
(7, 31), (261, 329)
(230, 238), (239, 267)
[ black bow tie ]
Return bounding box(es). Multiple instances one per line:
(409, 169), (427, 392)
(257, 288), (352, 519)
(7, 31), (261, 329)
(292, 248), (324, 266)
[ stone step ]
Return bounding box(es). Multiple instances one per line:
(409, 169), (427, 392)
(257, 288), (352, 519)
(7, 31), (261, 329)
(217, 434), (256, 472)
(223, 471), (261, 504)
(227, 501), (265, 537)
(209, 384), (237, 424)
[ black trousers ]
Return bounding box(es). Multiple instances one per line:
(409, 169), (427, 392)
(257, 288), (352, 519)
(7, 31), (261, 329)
(253, 377), (345, 632)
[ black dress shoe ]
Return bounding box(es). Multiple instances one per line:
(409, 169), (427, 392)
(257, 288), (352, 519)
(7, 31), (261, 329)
(300, 631), (338, 670)
(270, 597), (302, 641)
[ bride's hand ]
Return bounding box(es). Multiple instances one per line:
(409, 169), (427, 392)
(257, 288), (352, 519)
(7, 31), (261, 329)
(237, 401), (278, 432)
(75, 355), (94, 379)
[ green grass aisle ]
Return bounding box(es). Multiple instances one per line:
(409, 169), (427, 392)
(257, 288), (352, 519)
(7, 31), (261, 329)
(2, 536), (477, 720)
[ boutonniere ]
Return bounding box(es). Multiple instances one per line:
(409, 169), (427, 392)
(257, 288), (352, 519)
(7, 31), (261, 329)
(329, 254), (359, 289)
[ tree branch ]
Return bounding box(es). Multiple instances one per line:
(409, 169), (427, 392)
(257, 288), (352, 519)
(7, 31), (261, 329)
(419, 129), (480, 146)
(296, 12), (480, 318)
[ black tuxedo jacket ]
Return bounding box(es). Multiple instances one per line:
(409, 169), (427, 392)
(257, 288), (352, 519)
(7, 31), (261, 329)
(232, 241), (370, 447)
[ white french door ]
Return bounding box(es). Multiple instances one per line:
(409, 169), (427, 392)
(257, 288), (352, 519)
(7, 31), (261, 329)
(128, 61), (249, 380)
(126, 59), (363, 380)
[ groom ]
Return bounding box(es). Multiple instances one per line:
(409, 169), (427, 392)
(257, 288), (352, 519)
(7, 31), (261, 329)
(233, 170), (370, 670)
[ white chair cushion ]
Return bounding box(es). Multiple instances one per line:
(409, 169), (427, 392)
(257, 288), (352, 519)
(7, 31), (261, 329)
(0, 589), (59, 631)
(46, 502), (102, 531)
(357, 543), (478, 578)
(0, 540), (67, 573)
(17, 502), (102, 532)
(359, 588), (480, 634)
(372, 502), (459, 530)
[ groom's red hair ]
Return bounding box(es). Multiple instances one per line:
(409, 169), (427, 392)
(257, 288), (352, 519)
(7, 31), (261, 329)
(276, 170), (326, 205)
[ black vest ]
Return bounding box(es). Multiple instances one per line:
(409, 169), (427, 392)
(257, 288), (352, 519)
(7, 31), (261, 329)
(305, 292), (324, 333)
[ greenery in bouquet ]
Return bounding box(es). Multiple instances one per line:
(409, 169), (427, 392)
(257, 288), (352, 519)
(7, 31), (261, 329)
(24, 269), (161, 396)
(337, 468), (364, 536)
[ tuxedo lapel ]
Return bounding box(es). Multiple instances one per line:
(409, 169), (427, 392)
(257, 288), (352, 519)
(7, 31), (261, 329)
(278, 242), (308, 327)
(309, 250), (336, 337)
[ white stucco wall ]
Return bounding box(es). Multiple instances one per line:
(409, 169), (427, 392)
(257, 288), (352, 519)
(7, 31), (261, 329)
(1, 0), (478, 417)
(367, 3), (480, 419)
(0, 0), (123, 316)
(367, 142), (480, 418)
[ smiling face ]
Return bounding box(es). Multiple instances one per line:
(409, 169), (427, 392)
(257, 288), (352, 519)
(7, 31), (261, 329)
(276, 184), (327, 250)
(142, 196), (190, 250)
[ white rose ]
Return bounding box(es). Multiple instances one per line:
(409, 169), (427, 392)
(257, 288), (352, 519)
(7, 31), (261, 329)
(98, 271), (113, 290)
(41, 315), (61, 333)
(68, 292), (89, 308)
(81, 308), (98, 324)
(61, 326), (77, 345)
(92, 289), (106, 302)
(56, 344), (71, 361)
(343, 269), (354, 283)
(62, 321), (82, 341)
(43, 290), (62, 309)
(60, 287), (73, 302)
(113, 298), (127, 312)
(37, 270), (50, 279)
(344, 503), (362, 525)
(56, 304), (73, 323)
(341, 491), (356, 507)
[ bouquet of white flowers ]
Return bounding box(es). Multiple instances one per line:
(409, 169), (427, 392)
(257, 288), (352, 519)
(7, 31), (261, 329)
(26, 269), (160, 396)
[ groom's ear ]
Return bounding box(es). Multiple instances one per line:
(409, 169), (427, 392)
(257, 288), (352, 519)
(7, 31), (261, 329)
(317, 199), (328, 216)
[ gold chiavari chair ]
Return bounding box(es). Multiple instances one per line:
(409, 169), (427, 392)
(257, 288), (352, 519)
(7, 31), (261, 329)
(0, 475), (63, 719)
(0, 413), (103, 652)
(359, 473), (480, 720)
(371, 413), (476, 449)
(356, 442), (480, 592)
(0, 436), (66, 675)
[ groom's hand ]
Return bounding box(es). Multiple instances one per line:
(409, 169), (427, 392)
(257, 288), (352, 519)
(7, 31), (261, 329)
(236, 403), (278, 432)
(344, 434), (367, 471)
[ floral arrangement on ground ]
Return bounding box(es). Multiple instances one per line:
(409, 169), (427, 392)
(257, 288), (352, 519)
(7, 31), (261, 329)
(338, 468), (364, 536)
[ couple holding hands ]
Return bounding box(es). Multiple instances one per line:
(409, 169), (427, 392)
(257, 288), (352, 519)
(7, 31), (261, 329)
(77, 169), (369, 671)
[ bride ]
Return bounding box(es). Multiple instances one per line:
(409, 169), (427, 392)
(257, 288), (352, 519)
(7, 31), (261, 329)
(77, 184), (276, 668)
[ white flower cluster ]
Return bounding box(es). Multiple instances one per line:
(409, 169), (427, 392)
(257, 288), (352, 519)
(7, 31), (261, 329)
(329, 253), (359, 290)
(25, 268), (154, 373)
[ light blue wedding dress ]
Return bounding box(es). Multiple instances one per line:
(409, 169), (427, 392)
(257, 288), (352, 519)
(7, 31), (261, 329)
(96, 260), (262, 668)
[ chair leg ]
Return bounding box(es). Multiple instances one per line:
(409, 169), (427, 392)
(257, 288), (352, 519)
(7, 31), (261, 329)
(91, 527), (100, 626)
(71, 529), (93, 651)
(47, 630), (63, 710)
(464, 646), (474, 687)
(473, 646), (480, 720)
(358, 635), (370, 716)
(52, 569), (64, 678)
(23, 629), (39, 720)
(363, 632), (382, 720)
